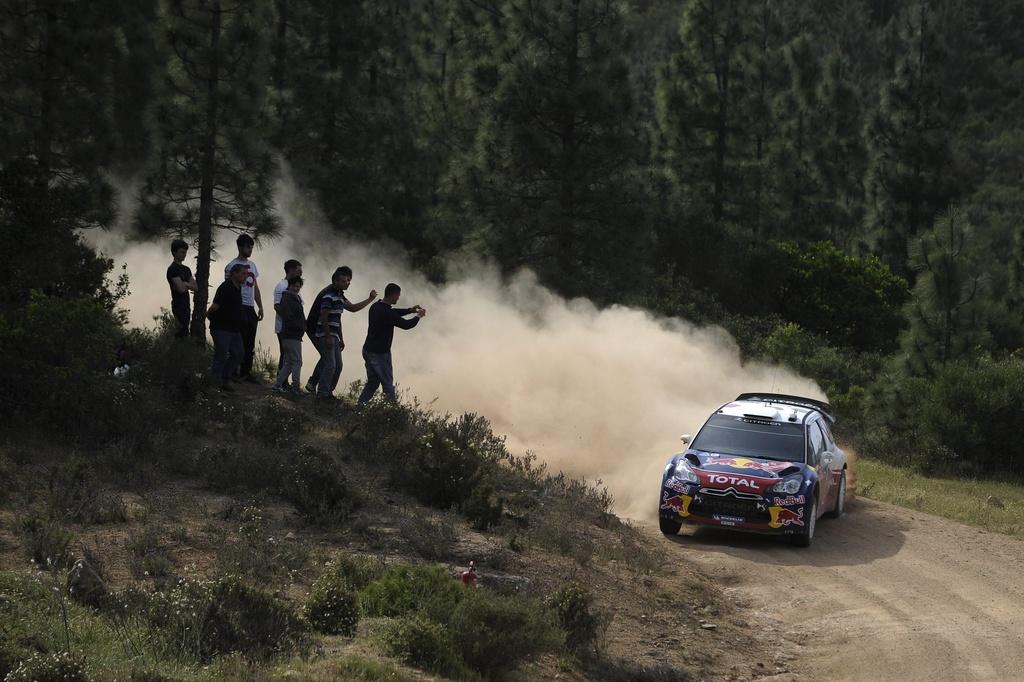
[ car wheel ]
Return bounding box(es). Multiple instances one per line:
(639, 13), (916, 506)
(827, 470), (847, 518)
(659, 516), (682, 536)
(792, 497), (816, 548)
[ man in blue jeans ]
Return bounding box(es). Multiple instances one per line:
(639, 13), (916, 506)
(207, 264), (247, 391)
(358, 283), (425, 404)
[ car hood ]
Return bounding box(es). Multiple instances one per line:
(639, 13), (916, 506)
(681, 451), (806, 496)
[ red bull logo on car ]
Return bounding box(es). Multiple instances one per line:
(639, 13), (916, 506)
(713, 456), (790, 474)
(772, 495), (806, 506)
(661, 493), (693, 517)
(768, 506), (804, 528)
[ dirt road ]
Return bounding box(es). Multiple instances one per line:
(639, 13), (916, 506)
(662, 497), (1024, 681)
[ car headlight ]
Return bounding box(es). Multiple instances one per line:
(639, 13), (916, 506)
(772, 475), (803, 494)
(672, 460), (699, 484)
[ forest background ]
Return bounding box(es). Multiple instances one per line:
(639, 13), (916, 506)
(2, 0), (1023, 479)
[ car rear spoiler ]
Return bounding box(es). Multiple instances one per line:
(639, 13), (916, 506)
(734, 393), (836, 424)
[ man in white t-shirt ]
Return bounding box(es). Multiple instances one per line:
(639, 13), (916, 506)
(223, 233), (263, 382)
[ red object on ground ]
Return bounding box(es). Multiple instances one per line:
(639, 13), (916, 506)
(460, 562), (478, 587)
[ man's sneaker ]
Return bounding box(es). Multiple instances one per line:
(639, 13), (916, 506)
(271, 384), (286, 393)
(304, 383), (317, 394)
(316, 394), (337, 402)
(290, 385), (306, 396)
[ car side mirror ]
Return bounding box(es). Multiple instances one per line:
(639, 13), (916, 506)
(680, 434), (692, 445)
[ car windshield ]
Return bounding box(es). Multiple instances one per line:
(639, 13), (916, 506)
(690, 414), (806, 462)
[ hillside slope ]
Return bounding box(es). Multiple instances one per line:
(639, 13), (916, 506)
(0, 378), (789, 681)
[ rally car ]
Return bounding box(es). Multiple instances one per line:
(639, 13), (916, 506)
(658, 393), (847, 547)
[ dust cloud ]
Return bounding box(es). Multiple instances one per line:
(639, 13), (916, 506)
(89, 176), (824, 520)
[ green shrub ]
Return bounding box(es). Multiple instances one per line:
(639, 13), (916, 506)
(278, 446), (360, 525)
(379, 615), (462, 676)
(217, 506), (309, 584)
(47, 458), (127, 525)
(397, 514), (457, 560)
(128, 668), (179, 682)
(463, 483), (504, 531)
(359, 565), (465, 621)
(329, 554), (385, 592)
(127, 525), (175, 580)
(19, 514), (74, 567)
(448, 590), (558, 676)
(0, 292), (121, 438)
(122, 323), (208, 403)
(0, 638), (29, 680)
(303, 571), (359, 636)
(345, 398), (423, 464)
(772, 240), (908, 352)
(251, 342), (278, 384)
(4, 651), (88, 682)
(919, 357), (1024, 476)
(306, 655), (417, 681)
(66, 552), (109, 608)
(246, 398), (310, 447)
(390, 414), (506, 512)
(0, 454), (14, 503)
(545, 583), (604, 657)
(542, 473), (616, 527)
(750, 321), (884, 439)
(198, 445), (279, 493)
(855, 357), (1024, 478)
(148, 575), (307, 662)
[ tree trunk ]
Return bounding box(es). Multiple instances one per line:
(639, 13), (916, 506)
(36, 0), (59, 220)
(558, 0), (580, 279)
(321, 2), (340, 164)
(191, 0), (222, 340)
(272, 0), (289, 146)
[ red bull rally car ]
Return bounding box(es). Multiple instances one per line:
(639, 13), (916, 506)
(658, 393), (847, 547)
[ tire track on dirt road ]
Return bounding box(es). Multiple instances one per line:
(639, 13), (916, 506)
(654, 497), (1024, 681)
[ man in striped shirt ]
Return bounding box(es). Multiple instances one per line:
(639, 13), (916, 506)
(314, 266), (376, 400)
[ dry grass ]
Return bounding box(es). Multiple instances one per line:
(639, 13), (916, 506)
(856, 457), (1024, 539)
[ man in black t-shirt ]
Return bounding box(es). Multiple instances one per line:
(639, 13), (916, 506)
(166, 239), (197, 338)
(207, 264), (247, 391)
(357, 283), (425, 404)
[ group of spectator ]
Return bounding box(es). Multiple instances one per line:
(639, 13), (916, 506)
(165, 235), (426, 404)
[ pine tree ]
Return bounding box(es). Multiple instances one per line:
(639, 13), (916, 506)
(811, 49), (867, 247)
(0, 0), (153, 309)
(741, 0), (785, 237)
(135, 0), (279, 338)
(454, 0), (646, 300)
(656, 0), (753, 225)
(863, 1), (965, 277)
(900, 206), (990, 376)
(0, 0), (155, 227)
(768, 33), (821, 240)
(277, 0), (439, 261)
